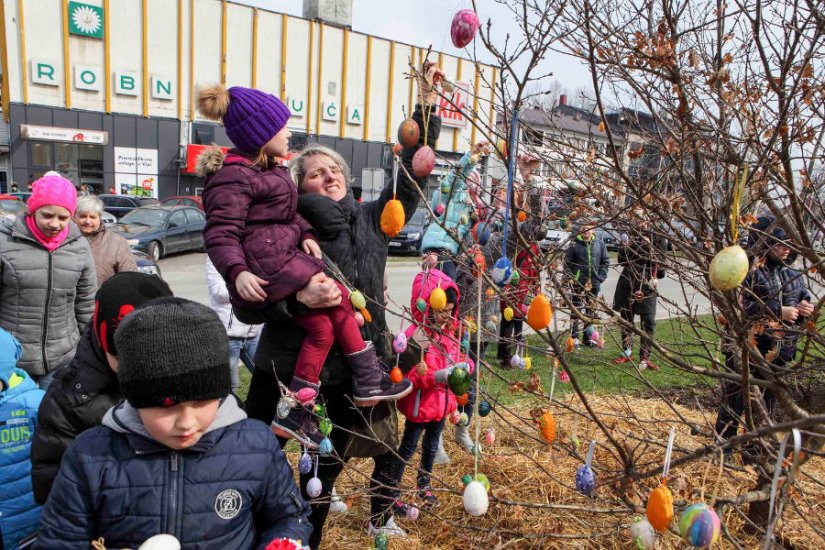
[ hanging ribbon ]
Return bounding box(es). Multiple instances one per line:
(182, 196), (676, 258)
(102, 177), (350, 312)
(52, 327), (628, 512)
(730, 163), (748, 245)
(585, 439), (596, 469)
(761, 429), (802, 549)
(662, 427), (676, 482)
(501, 109), (521, 258)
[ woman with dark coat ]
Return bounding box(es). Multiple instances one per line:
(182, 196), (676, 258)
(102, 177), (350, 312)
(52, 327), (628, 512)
(612, 218), (667, 370)
(244, 68), (441, 547)
(29, 272), (173, 504)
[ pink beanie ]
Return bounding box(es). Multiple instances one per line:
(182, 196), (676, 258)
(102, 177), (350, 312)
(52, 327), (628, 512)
(27, 171), (78, 215)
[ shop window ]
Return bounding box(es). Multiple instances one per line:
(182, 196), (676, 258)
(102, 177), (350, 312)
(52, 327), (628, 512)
(30, 142), (52, 168)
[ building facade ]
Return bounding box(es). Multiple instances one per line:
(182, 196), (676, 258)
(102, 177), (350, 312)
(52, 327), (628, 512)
(0, 0), (497, 198)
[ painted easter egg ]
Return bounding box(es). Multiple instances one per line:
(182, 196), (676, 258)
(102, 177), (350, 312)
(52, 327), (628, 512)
(448, 410), (461, 425)
(416, 361), (428, 377)
(374, 533), (389, 550)
(461, 474), (473, 486)
(392, 142), (403, 155)
(708, 245), (749, 291)
(276, 398), (292, 419)
(350, 291), (367, 310)
(523, 357), (532, 370)
(463, 481), (489, 516)
(434, 203), (445, 216)
(416, 297), (427, 312)
(412, 145), (435, 177)
(307, 477), (323, 498)
(319, 437), (334, 455)
(503, 306), (514, 321)
(491, 257), (512, 287)
(566, 336), (576, 352)
(448, 365), (472, 395)
(630, 517), (657, 549)
(538, 411), (556, 444)
(510, 270), (520, 285)
(510, 354), (523, 369)
(451, 9), (480, 48)
(430, 287), (447, 310)
(484, 428), (496, 445)
(441, 179), (452, 194)
(484, 320), (496, 334)
(405, 505), (419, 521)
(526, 294), (553, 330)
(478, 400), (492, 417)
(397, 118), (420, 148)
(138, 534), (181, 550)
(380, 199), (406, 237)
(576, 465), (596, 496)
(517, 210), (527, 222)
(474, 222), (491, 245)
(647, 484), (674, 531)
(294, 387), (317, 405)
(679, 503), (721, 548)
(392, 333), (408, 353)
(298, 452), (313, 475)
(473, 473), (491, 492)
(458, 412), (470, 426)
(456, 393), (469, 406)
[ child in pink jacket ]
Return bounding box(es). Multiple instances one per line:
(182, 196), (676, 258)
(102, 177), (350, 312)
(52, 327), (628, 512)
(392, 269), (472, 509)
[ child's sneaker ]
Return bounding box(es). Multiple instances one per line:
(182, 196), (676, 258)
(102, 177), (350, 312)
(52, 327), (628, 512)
(417, 486), (439, 509)
(271, 406), (324, 449)
(573, 338), (581, 351)
(348, 342), (413, 406)
(366, 516), (407, 537)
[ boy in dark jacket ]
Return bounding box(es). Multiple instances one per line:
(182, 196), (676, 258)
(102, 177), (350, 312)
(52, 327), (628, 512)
(715, 217), (814, 442)
(30, 272), (173, 504)
(35, 298), (312, 550)
(0, 328), (44, 550)
(565, 221), (609, 348)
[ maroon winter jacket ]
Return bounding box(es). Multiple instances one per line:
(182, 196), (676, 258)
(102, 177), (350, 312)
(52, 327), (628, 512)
(199, 149), (324, 309)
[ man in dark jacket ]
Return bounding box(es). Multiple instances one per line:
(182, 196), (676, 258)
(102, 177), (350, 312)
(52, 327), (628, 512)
(565, 221), (609, 348)
(715, 216), (813, 442)
(30, 272), (173, 504)
(612, 219), (667, 370)
(35, 298), (311, 550)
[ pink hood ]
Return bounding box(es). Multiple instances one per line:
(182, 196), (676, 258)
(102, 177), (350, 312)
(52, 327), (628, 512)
(404, 268), (461, 339)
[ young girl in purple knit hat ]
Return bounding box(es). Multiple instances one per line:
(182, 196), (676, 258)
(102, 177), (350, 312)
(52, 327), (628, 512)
(196, 85), (411, 449)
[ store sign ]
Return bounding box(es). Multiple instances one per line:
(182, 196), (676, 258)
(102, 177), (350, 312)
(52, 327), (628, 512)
(346, 104), (363, 125)
(286, 96), (306, 118)
(321, 98), (339, 122)
(437, 81), (470, 129)
(21, 124), (108, 144)
(114, 147), (159, 198)
(69, 2), (104, 39)
(30, 61), (174, 99)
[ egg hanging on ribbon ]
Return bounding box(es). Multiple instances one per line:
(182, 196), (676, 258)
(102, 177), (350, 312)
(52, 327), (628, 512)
(457, 412), (470, 426)
(450, 9), (480, 48)
(510, 354), (523, 369)
(630, 517), (657, 549)
(559, 369), (570, 383)
(448, 410), (461, 425)
(473, 473), (491, 492)
(397, 118), (420, 148)
(318, 419), (333, 436)
(392, 333), (408, 353)
(566, 336), (576, 352)
(510, 270), (520, 285)
(307, 477), (323, 498)
(380, 199), (406, 237)
(441, 178), (452, 194)
(517, 210), (527, 222)
(484, 428), (496, 445)
(478, 400), (492, 417)
(350, 291), (367, 310)
(503, 306), (514, 321)
(448, 365), (472, 395)
(708, 245), (749, 291)
(523, 357), (532, 370)
(298, 451), (313, 475)
(416, 361), (428, 376)
(463, 480), (489, 516)
(679, 503), (721, 548)
(538, 411), (556, 444)
(576, 464), (596, 496)
(319, 437), (334, 455)
(416, 297), (427, 312)
(456, 393), (469, 406)
(491, 257), (512, 287)
(388, 367), (403, 384)
(412, 145), (435, 177)
(430, 286), (447, 310)
(434, 203), (445, 216)
(474, 222), (491, 245)
(647, 483), (674, 531)
(461, 474), (473, 486)
(473, 251), (486, 275)
(392, 142), (403, 155)
(484, 320), (497, 334)
(526, 294), (553, 330)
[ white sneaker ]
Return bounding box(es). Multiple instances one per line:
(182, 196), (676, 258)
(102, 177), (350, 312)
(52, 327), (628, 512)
(367, 516), (407, 537)
(433, 435), (451, 465)
(329, 487), (348, 513)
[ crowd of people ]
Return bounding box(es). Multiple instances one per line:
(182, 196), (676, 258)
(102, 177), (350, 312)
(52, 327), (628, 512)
(0, 62), (815, 550)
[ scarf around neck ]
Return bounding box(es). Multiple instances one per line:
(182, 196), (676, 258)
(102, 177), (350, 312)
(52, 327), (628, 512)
(26, 214), (69, 252)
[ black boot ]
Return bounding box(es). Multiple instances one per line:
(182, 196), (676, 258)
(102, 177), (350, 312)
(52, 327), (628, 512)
(348, 342), (413, 406)
(271, 378), (324, 449)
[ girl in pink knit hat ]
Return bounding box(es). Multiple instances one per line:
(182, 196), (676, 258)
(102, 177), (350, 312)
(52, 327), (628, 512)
(0, 172), (97, 388)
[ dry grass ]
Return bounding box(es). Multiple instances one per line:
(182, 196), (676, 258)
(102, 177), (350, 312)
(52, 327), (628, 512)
(282, 394), (825, 549)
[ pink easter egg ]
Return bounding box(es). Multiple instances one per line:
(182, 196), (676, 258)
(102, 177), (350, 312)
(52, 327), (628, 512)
(484, 428), (496, 446)
(412, 145), (435, 177)
(393, 333), (408, 354)
(560, 370), (570, 383)
(434, 203), (445, 216)
(294, 387), (317, 405)
(451, 9), (480, 48)
(406, 505), (420, 521)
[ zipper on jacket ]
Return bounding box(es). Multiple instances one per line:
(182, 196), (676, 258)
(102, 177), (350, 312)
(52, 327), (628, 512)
(41, 252), (54, 373)
(168, 453), (179, 539)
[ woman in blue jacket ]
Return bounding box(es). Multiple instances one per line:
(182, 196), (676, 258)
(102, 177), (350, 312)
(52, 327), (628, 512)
(0, 328), (44, 550)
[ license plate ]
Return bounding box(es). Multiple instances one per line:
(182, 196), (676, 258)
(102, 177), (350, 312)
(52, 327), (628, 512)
(389, 242), (401, 247)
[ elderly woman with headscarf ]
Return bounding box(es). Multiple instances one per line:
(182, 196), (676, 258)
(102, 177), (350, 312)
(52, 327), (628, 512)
(74, 195), (137, 285)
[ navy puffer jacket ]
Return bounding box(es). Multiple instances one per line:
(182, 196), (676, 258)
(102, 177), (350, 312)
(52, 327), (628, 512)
(35, 398), (311, 549)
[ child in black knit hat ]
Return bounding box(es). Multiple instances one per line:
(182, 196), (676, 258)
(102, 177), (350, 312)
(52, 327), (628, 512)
(35, 298), (312, 550)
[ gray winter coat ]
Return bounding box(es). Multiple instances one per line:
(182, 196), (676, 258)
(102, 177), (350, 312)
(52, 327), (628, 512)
(0, 215), (97, 376)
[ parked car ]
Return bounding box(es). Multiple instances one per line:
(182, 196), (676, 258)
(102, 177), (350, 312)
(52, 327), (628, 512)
(388, 208), (430, 255)
(596, 222), (622, 251)
(160, 195), (204, 211)
(101, 210), (117, 227)
(0, 194), (28, 217)
(111, 205), (205, 261)
(539, 226), (572, 251)
(132, 249), (162, 278)
(8, 192), (32, 203)
(98, 194), (160, 219)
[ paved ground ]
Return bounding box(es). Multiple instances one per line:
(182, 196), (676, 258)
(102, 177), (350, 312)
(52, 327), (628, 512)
(158, 252), (717, 334)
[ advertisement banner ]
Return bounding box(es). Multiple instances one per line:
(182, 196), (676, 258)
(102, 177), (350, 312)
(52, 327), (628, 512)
(114, 147), (158, 197)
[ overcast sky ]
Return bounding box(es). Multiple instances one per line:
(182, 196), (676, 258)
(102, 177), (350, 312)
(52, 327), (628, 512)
(237, 0), (593, 94)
